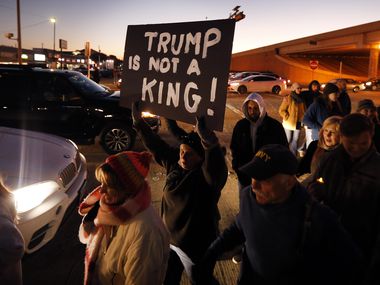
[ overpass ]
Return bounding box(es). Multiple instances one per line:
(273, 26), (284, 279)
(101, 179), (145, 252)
(230, 20), (380, 85)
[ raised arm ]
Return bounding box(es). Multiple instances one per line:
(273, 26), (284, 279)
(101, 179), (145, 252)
(132, 102), (177, 168)
(195, 116), (228, 190)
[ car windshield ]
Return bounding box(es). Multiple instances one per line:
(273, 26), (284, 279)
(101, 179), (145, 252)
(67, 73), (112, 97)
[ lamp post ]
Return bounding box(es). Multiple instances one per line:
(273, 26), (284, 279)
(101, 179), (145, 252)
(50, 17), (56, 67)
(16, 0), (22, 64)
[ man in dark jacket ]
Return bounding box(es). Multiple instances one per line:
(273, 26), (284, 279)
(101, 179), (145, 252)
(301, 80), (322, 148)
(198, 144), (361, 285)
(301, 80), (322, 109)
(132, 102), (227, 285)
(230, 93), (287, 195)
(308, 113), (380, 285)
(336, 79), (351, 115)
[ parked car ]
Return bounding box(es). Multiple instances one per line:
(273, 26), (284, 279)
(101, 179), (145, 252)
(321, 78), (366, 92)
(0, 126), (87, 253)
(229, 71), (262, 82)
(365, 77), (380, 91)
(229, 71), (291, 86)
(228, 74), (287, 94)
(0, 64), (160, 154)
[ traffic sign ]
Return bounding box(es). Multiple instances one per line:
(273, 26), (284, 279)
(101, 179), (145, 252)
(310, 60), (319, 70)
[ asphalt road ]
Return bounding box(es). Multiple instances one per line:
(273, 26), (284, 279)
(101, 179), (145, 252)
(21, 88), (380, 285)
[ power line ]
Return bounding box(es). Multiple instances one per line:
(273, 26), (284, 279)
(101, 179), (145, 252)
(0, 19), (50, 34)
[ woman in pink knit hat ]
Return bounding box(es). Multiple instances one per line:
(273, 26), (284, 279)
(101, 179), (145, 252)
(78, 151), (170, 285)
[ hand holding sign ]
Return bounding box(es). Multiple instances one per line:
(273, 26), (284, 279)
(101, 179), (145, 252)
(196, 116), (218, 147)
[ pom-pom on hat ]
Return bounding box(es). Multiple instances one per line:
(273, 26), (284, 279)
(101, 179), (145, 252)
(105, 151), (152, 191)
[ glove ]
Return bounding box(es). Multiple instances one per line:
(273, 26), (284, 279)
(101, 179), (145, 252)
(195, 116), (218, 147)
(165, 118), (188, 138)
(131, 101), (142, 125)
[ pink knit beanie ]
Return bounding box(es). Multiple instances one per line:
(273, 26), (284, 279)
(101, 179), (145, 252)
(105, 151), (152, 191)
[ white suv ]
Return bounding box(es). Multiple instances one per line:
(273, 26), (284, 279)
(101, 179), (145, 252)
(0, 127), (87, 253)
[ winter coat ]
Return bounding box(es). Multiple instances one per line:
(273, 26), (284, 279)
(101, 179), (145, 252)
(134, 119), (228, 260)
(87, 206), (170, 285)
(300, 81), (321, 108)
(0, 198), (24, 285)
(78, 184), (170, 285)
(309, 145), (380, 284)
(279, 93), (306, 130)
(303, 98), (343, 130)
(338, 91), (351, 115)
(204, 184), (362, 285)
(231, 93), (287, 187)
(231, 116), (287, 187)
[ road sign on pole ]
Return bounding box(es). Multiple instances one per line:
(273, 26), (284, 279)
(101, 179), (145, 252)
(310, 60), (319, 70)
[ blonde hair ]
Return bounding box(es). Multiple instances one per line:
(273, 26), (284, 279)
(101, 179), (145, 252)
(318, 116), (343, 149)
(95, 163), (137, 197)
(0, 180), (17, 223)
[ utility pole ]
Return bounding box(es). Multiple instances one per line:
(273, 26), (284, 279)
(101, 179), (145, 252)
(98, 45), (101, 67)
(16, 0), (22, 64)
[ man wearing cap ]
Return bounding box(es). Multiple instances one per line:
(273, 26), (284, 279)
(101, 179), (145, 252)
(356, 99), (380, 151)
(198, 144), (361, 285)
(308, 113), (380, 285)
(132, 102), (227, 285)
(231, 93), (287, 195)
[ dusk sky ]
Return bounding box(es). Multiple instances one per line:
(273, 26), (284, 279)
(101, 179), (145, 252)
(0, 0), (379, 60)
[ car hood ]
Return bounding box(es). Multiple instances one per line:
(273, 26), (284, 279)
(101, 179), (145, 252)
(0, 127), (78, 190)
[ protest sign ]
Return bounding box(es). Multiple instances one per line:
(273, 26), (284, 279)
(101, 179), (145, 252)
(120, 19), (235, 131)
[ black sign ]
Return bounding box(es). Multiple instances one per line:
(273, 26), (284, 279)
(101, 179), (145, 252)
(120, 19), (235, 131)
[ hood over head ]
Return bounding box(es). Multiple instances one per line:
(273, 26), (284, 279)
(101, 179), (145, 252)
(242, 93), (267, 122)
(308, 80), (321, 92)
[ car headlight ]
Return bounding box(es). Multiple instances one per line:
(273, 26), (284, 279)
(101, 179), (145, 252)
(366, 82), (372, 86)
(230, 82), (239, 86)
(13, 181), (60, 214)
(142, 111), (157, 118)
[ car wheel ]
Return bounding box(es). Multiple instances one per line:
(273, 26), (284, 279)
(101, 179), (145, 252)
(100, 123), (136, 154)
(238, 85), (247, 94)
(353, 86), (359, 92)
(272, 86), (281, 94)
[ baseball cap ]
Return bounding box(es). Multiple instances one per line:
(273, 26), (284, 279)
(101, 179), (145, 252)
(239, 144), (298, 181)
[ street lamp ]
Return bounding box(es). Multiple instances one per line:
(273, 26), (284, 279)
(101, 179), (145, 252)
(50, 17), (56, 67)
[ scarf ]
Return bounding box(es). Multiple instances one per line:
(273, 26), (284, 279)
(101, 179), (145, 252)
(78, 183), (151, 285)
(290, 91), (304, 104)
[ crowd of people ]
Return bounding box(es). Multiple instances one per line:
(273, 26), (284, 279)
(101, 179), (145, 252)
(1, 79), (380, 285)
